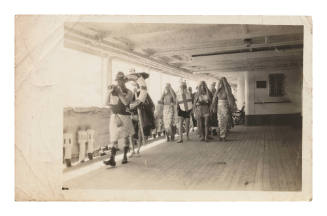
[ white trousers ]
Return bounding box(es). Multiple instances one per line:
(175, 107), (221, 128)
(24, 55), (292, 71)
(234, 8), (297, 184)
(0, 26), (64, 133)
(63, 133), (73, 160)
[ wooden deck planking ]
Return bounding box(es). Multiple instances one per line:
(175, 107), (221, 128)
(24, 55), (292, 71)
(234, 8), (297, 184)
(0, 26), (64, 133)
(228, 127), (256, 190)
(236, 128), (262, 190)
(252, 130), (265, 191)
(64, 125), (302, 191)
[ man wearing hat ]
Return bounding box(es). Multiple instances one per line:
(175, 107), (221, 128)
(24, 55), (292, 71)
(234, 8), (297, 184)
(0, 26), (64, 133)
(103, 71), (135, 166)
(176, 79), (193, 143)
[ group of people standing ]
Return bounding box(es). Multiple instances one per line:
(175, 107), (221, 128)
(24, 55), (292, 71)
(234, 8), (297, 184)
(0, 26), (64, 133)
(160, 77), (237, 143)
(103, 70), (237, 168)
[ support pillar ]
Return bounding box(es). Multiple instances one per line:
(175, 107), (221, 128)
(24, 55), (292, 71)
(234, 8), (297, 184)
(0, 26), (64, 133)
(101, 56), (113, 106)
(236, 74), (245, 110)
(244, 71), (255, 125)
(107, 57), (113, 86)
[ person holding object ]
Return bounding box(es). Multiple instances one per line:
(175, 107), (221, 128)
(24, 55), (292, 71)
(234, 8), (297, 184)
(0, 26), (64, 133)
(176, 79), (193, 143)
(103, 72), (135, 167)
(127, 71), (155, 157)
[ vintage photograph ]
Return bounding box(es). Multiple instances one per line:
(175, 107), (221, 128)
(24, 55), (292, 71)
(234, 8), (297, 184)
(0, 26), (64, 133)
(15, 16), (312, 201)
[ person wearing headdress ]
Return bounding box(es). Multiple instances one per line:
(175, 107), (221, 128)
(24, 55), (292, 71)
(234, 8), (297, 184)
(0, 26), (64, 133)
(126, 71), (149, 105)
(103, 71), (135, 167)
(176, 79), (193, 143)
(126, 71), (155, 157)
(152, 102), (165, 138)
(188, 86), (196, 132)
(210, 82), (217, 96)
(160, 83), (177, 142)
(210, 77), (237, 141)
(209, 82), (218, 135)
(194, 81), (212, 142)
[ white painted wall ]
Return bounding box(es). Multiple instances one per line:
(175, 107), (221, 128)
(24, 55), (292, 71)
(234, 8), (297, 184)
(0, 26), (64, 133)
(236, 74), (245, 110)
(244, 68), (302, 115)
(52, 47), (104, 107)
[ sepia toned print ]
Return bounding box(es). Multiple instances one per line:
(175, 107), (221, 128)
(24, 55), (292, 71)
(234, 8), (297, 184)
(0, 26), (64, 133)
(15, 15), (312, 201)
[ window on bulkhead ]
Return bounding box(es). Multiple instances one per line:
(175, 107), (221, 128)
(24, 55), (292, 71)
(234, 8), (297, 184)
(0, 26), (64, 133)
(269, 73), (285, 97)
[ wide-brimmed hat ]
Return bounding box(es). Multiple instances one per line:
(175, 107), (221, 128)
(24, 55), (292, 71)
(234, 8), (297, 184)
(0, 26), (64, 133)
(127, 72), (149, 80)
(126, 68), (149, 80)
(115, 71), (128, 81)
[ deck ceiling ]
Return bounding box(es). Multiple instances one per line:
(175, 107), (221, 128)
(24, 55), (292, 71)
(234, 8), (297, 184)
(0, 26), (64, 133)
(65, 23), (303, 80)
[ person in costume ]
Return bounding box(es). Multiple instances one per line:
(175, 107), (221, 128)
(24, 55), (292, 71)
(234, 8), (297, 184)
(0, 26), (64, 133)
(211, 77), (237, 141)
(176, 80), (193, 143)
(126, 71), (155, 157)
(160, 83), (177, 142)
(194, 81), (212, 142)
(188, 86), (196, 132)
(152, 102), (165, 138)
(103, 72), (135, 166)
(209, 82), (218, 136)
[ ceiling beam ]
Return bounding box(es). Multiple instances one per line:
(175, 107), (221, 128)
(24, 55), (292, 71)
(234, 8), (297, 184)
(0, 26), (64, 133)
(65, 27), (188, 73)
(64, 26), (217, 82)
(151, 33), (302, 57)
(192, 64), (301, 74)
(185, 48), (303, 67)
(187, 57), (301, 69)
(191, 43), (302, 58)
(193, 68), (248, 74)
(136, 25), (303, 49)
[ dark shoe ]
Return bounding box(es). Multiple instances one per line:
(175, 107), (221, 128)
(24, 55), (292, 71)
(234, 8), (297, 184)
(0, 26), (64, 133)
(103, 147), (117, 167)
(122, 146), (129, 164)
(88, 153), (93, 160)
(103, 159), (116, 166)
(176, 139), (183, 143)
(65, 159), (71, 167)
(122, 158), (128, 164)
(171, 135), (175, 141)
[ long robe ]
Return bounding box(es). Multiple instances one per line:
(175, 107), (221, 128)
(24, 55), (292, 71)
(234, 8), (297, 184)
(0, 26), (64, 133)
(209, 88), (218, 127)
(131, 92), (155, 138)
(162, 94), (176, 131)
(193, 83), (212, 138)
(217, 100), (229, 138)
(211, 77), (237, 138)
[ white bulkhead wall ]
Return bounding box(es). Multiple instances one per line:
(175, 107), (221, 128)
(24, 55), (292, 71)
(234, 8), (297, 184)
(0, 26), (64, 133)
(244, 69), (302, 116)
